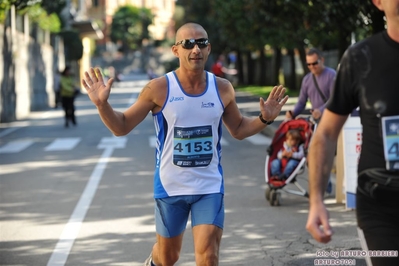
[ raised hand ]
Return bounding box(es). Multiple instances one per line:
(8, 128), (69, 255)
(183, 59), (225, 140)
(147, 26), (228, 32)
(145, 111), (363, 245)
(259, 85), (288, 122)
(82, 68), (114, 107)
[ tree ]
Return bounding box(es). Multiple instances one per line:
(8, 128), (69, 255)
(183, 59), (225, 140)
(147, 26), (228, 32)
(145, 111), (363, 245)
(175, 0), (224, 54)
(59, 29), (83, 60)
(0, 0), (65, 27)
(0, 0), (66, 122)
(302, 0), (385, 58)
(172, 0), (387, 87)
(110, 5), (153, 53)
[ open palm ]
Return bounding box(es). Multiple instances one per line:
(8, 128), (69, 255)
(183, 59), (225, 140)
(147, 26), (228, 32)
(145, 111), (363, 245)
(82, 68), (114, 106)
(259, 85), (288, 121)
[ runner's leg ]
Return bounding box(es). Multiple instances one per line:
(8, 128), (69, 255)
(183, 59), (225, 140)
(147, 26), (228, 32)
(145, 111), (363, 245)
(193, 225), (223, 266)
(151, 233), (185, 266)
(191, 193), (224, 265)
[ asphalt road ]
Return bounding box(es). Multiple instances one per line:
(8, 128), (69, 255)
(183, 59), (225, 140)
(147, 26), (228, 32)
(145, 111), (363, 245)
(0, 75), (366, 266)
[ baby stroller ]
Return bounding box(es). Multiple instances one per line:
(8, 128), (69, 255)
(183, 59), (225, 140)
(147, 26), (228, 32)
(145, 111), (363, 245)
(264, 117), (315, 206)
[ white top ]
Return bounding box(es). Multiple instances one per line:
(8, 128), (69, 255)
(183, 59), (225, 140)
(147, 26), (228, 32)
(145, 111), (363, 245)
(277, 142), (305, 160)
(152, 71), (225, 198)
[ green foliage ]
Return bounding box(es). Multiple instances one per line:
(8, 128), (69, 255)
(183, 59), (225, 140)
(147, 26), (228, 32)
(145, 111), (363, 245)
(39, 12), (60, 32)
(110, 5), (154, 52)
(0, 0), (32, 23)
(236, 85), (298, 99)
(175, 0), (226, 54)
(0, 1), (8, 22)
(59, 29), (83, 60)
(39, 0), (66, 15)
(172, 5), (185, 29)
(0, 0), (64, 33)
(21, 4), (61, 32)
(178, 0), (385, 57)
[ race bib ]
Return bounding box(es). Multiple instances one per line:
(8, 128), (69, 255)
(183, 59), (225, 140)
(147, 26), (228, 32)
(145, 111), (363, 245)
(173, 125), (213, 167)
(381, 115), (399, 170)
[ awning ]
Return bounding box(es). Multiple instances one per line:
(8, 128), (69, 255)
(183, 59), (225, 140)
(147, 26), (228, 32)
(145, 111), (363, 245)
(72, 20), (104, 40)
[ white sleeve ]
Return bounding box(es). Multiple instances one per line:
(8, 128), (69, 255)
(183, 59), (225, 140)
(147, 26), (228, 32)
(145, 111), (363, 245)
(292, 144), (305, 159)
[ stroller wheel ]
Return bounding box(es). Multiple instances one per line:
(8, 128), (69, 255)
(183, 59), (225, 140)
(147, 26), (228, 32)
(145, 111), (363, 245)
(270, 190), (281, 206)
(265, 187), (271, 201)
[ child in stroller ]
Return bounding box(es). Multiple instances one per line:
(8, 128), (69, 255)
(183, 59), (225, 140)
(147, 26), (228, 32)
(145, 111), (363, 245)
(264, 117), (314, 206)
(270, 129), (305, 181)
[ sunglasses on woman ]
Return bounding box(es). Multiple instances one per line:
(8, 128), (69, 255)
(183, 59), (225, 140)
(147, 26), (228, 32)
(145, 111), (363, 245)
(175, 38), (209, 49)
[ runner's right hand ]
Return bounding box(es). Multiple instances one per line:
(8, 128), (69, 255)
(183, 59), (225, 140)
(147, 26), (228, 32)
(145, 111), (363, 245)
(82, 68), (114, 107)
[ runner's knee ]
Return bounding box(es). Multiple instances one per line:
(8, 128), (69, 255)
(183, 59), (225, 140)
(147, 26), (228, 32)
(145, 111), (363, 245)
(195, 249), (219, 265)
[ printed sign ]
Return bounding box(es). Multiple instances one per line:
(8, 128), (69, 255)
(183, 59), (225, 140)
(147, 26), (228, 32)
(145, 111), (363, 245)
(173, 125), (213, 167)
(342, 111), (362, 209)
(381, 115), (399, 171)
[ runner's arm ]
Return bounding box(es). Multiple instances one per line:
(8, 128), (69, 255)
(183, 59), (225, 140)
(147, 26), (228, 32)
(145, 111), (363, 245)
(306, 110), (348, 243)
(222, 81), (287, 140)
(83, 68), (159, 136)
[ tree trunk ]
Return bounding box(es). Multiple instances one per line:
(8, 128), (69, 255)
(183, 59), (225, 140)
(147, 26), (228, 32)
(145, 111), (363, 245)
(259, 48), (266, 85)
(272, 46), (281, 85)
(236, 50), (243, 85)
(287, 48), (296, 91)
(1, 13), (17, 122)
(246, 50), (254, 85)
(298, 46), (307, 76)
(338, 28), (351, 59)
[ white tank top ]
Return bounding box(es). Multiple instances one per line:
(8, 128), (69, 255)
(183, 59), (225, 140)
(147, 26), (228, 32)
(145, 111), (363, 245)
(152, 71), (225, 198)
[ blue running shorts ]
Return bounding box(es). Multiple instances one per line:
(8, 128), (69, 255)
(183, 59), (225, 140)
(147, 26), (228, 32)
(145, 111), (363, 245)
(155, 193), (224, 238)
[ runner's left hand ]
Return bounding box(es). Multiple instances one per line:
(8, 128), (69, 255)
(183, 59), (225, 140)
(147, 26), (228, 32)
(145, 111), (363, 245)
(259, 85), (288, 122)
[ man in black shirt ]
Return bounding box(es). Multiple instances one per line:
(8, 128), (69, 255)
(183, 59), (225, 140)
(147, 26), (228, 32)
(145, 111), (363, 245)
(306, 0), (399, 265)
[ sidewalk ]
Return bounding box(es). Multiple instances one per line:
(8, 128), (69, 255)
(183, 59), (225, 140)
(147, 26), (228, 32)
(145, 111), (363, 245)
(237, 90), (367, 265)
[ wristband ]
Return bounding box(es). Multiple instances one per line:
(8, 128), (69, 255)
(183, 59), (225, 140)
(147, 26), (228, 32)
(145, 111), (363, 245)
(259, 113), (274, 125)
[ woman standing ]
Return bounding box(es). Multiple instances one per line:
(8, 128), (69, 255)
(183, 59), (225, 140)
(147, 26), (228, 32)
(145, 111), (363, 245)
(60, 66), (77, 127)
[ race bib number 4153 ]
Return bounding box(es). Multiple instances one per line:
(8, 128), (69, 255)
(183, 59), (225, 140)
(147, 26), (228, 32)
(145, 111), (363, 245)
(173, 125), (213, 167)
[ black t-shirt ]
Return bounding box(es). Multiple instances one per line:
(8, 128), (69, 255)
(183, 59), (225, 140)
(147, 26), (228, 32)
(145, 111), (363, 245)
(327, 31), (399, 173)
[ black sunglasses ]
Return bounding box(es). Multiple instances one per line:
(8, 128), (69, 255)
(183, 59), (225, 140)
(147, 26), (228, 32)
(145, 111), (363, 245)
(175, 38), (209, 49)
(307, 60), (319, 66)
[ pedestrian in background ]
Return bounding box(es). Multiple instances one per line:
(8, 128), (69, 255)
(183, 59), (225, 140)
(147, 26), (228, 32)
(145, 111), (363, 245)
(211, 54), (226, 78)
(306, 0), (399, 265)
(285, 48), (336, 122)
(82, 22), (288, 266)
(211, 54), (238, 79)
(286, 47), (336, 194)
(60, 66), (77, 128)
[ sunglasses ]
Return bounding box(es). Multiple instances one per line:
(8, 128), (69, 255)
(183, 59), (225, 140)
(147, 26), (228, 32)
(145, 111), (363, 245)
(175, 38), (209, 49)
(307, 60), (319, 66)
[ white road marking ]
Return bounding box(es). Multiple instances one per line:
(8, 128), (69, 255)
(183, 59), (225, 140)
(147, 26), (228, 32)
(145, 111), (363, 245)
(0, 140), (34, 153)
(47, 137), (127, 266)
(44, 138), (81, 151)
